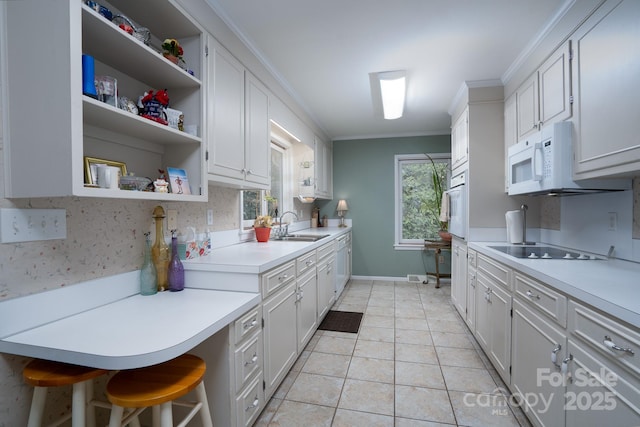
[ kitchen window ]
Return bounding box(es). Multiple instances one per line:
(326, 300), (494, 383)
(394, 153), (450, 249)
(241, 142), (292, 231)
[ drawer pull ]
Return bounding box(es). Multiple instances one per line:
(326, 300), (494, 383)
(243, 318), (257, 329)
(245, 397), (259, 412)
(551, 344), (562, 368)
(306, 260), (314, 266)
(561, 354), (573, 383)
(244, 353), (258, 366)
(526, 290), (541, 300)
(603, 336), (635, 355)
(278, 274), (289, 282)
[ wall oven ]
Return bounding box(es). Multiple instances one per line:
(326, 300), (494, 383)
(447, 171), (467, 239)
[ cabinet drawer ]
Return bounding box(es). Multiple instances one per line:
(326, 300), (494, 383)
(569, 301), (639, 378)
(468, 249), (477, 269)
(234, 305), (262, 345)
(296, 250), (317, 276)
(317, 241), (335, 260)
(514, 272), (567, 327)
(234, 331), (262, 391)
(477, 253), (511, 291)
(235, 374), (264, 427)
(262, 261), (296, 298)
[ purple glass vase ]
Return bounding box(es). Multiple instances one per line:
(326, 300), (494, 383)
(168, 231), (185, 292)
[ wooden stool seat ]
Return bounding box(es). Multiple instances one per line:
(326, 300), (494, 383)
(23, 359), (109, 427)
(106, 354), (212, 427)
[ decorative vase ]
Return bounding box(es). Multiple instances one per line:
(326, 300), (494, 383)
(255, 227), (271, 242)
(168, 230), (185, 292)
(151, 206), (170, 291)
(163, 53), (179, 64)
(438, 230), (452, 242)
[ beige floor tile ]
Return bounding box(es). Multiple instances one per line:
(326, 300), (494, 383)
(273, 370), (299, 399)
(268, 400), (335, 427)
(395, 317), (430, 331)
(435, 347), (485, 369)
(347, 356), (394, 383)
(285, 372), (345, 406)
(302, 352), (351, 378)
(395, 361), (446, 389)
(313, 335), (356, 355)
(291, 350), (311, 372)
(358, 326), (395, 342)
(430, 331), (475, 349)
(395, 329), (433, 346)
(441, 366), (499, 394)
(338, 379), (395, 416)
(332, 408), (394, 427)
(395, 307), (426, 319)
(353, 339), (394, 360)
(448, 390), (521, 427)
(395, 418), (456, 426)
(252, 397), (281, 426)
(395, 385), (456, 424)
(366, 305), (395, 317)
(427, 318), (467, 334)
(395, 343), (439, 364)
(368, 298), (395, 308)
(335, 302), (368, 312)
(363, 314), (395, 328)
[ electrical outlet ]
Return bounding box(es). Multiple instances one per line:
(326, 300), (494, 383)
(438, 255), (445, 264)
(608, 212), (617, 231)
(167, 209), (178, 231)
(207, 209), (214, 226)
(0, 208), (67, 243)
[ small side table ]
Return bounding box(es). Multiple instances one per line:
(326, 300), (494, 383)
(424, 239), (452, 288)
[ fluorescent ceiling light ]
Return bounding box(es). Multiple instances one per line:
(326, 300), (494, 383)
(378, 71), (406, 120)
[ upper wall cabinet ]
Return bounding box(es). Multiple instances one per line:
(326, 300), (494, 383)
(515, 41), (572, 140)
(206, 36), (270, 189)
(451, 107), (469, 172)
(314, 136), (333, 200)
(2, 0), (207, 201)
(571, 0), (640, 179)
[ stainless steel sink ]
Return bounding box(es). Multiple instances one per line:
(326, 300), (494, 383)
(272, 234), (330, 242)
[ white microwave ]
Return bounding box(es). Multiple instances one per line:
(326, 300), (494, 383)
(507, 122), (630, 196)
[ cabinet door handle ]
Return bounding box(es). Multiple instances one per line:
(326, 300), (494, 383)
(244, 353), (258, 366)
(526, 290), (541, 300)
(327, 267), (332, 274)
(278, 274), (289, 282)
(603, 336), (635, 355)
(561, 354), (573, 383)
(306, 260), (314, 266)
(244, 318), (257, 329)
(246, 169), (253, 175)
(245, 397), (259, 412)
(551, 344), (562, 368)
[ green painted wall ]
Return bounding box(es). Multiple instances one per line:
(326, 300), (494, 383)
(318, 135), (451, 279)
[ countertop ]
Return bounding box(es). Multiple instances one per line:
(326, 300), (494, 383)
(470, 242), (640, 328)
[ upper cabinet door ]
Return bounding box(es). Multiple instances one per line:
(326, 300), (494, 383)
(516, 73), (539, 139)
(207, 38), (246, 181)
(572, 0), (640, 179)
(245, 72), (271, 187)
(451, 107), (469, 172)
(538, 41), (572, 125)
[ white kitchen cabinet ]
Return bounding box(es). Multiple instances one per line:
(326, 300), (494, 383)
(314, 136), (333, 199)
(206, 37), (270, 189)
(451, 107), (469, 173)
(450, 237), (468, 319)
(296, 268), (318, 352)
(3, 0), (206, 201)
(515, 41), (572, 140)
(466, 249), (477, 332)
(511, 299), (567, 427)
(317, 242), (336, 322)
(503, 93), (518, 191)
(475, 254), (512, 384)
(571, 0), (640, 179)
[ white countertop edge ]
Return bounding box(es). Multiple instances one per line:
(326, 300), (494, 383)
(469, 242), (640, 328)
(0, 289), (261, 370)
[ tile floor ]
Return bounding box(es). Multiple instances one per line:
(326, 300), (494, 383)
(253, 279), (534, 427)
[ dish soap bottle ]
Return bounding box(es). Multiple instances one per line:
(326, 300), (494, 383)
(140, 232), (157, 295)
(151, 206), (170, 291)
(168, 229), (185, 292)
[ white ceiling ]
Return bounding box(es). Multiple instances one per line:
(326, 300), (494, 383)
(205, 0), (566, 140)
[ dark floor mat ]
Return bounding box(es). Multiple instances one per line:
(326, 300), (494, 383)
(318, 310), (363, 334)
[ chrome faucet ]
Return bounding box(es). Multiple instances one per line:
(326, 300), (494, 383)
(275, 211), (298, 238)
(518, 204), (535, 245)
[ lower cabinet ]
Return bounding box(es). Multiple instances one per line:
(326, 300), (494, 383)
(466, 249), (477, 332)
(317, 251), (336, 322)
(296, 268), (318, 352)
(451, 237), (468, 318)
(262, 281), (297, 399)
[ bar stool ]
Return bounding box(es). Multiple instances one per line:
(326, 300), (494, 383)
(106, 354), (213, 427)
(23, 359), (109, 427)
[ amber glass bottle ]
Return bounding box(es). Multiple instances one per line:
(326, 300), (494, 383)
(151, 206), (170, 291)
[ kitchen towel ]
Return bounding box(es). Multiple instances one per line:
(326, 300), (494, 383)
(439, 192), (450, 223)
(506, 210), (524, 243)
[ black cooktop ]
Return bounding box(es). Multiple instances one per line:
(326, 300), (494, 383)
(488, 246), (592, 260)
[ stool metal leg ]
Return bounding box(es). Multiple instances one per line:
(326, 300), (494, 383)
(27, 387), (47, 427)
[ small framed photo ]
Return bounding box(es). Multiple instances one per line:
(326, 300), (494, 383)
(166, 167), (191, 195)
(84, 156), (127, 185)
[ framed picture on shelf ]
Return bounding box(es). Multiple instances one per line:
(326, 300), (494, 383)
(84, 157), (127, 186)
(166, 167), (191, 195)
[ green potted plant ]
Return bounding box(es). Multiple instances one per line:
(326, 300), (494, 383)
(423, 154), (451, 241)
